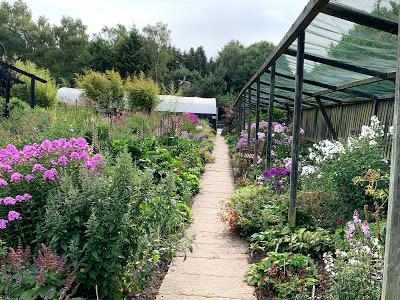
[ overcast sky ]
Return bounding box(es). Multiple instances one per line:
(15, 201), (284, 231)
(23, 0), (309, 58)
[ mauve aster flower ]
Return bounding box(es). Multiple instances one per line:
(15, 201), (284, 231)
(8, 211), (21, 221)
(10, 172), (22, 182)
(0, 219), (8, 230)
(0, 178), (8, 186)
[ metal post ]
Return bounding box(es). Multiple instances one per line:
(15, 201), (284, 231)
(288, 31), (305, 227)
(247, 89), (252, 144)
(254, 79), (261, 165)
(30, 78), (36, 109)
(266, 62), (276, 169)
(381, 18), (400, 300)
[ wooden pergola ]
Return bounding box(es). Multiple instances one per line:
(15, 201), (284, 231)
(233, 0), (400, 298)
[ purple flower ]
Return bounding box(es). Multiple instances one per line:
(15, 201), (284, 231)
(70, 151), (80, 160)
(32, 163), (45, 173)
(0, 219), (8, 230)
(43, 168), (58, 181)
(274, 181), (283, 190)
(180, 131), (189, 138)
(362, 223), (371, 238)
(348, 222), (355, 233)
(8, 211), (21, 221)
(84, 159), (97, 170)
(58, 156), (69, 166)
(353, 211), (361, 224)
(10, 172), (22, 182)
(262, 166), (290, 178)
(0, 178), (8, 187)
(25, 174), (34, 182)
(80, 151), (90, 160)
(92, 154), (102, 162)
(23, 194), (32, 200)
(3, 197), (16, 205)
(345, 230), (353, 243)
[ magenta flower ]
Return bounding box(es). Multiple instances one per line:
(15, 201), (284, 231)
(274, 181), (283, 190)
(23, 194), (32, 200)
(3, 197), (16, 205)
(25, 174), (34, 182)
(70, 151), (80, 160)
(8, 211), (21, 221)
(0, 219), (8, 230)
(84, 159), (97, 170)
(10, 172), (22, 182)
(0, 178), (8, 187)
(80, 151), (90, 160)
(43, 168), (58, 181)
(58, 156), (69, 166)
(32, 163), (45, 173)
(92, 154), (102, 162)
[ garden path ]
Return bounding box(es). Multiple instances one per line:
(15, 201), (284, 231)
(156, 134), (255, 300)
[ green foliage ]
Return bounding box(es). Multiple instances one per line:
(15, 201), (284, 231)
(11, 60), (57, 108)
(77, 69), (124, 110)
(126, 73), (160, 113)
(225, 185), (287, 235)
(249, 226), (334, 257)
(247, 252), (320, 300)
(0, 244), (80, 300)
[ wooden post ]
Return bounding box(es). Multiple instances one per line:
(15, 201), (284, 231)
(316, 96), (338, 140)
(247, 89), (252, 144)
(285, 104), (291, 123)
(373, 97), (379, 116)
(288, 31), (305, 227)
(254, 79), (261, 165)
(266, 62), (276, 169)
(381, 18), (400, 300)
(30, 78), (36, 109)
(237, 103), (241, 137)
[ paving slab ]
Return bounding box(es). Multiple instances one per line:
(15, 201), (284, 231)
(156, 134), (255, 300)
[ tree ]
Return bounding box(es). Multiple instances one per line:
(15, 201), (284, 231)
(142, 22), (172, 82)
(126, 73), (160, 113)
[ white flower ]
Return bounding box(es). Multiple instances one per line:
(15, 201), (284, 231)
(349, 258), (359, 265)
(301, 165), (318, 176)
(362, 245), (371, 253)
(388, 126), (394, 136)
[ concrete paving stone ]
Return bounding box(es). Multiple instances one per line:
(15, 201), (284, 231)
(156, 135), (255, 300)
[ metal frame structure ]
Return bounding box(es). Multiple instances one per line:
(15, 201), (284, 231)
(0, 60), (47, 116)
(232, 1), (400, 298)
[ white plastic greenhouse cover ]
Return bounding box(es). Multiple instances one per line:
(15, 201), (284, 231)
(57, 87), (83, 104)
(157, 95), (217, 115)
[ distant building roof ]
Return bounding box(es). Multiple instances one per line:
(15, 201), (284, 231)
(57, 87), (82, 104)
(157, 95), (217, 115)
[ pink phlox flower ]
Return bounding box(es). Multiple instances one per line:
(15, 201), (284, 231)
(8, 211), (21, 221)
(92, 154), (102, 162)
(23, 194), (32, 200)
(32, 163), (46, 173)
(80, 151), (90, 160)
(85, 159), (97, 170)
(10, 172), (22, 182)
(0, 163), (13, 173)
(3, 197), (16, 205)
(25, 174), (34, 182)
(70, 151), (80, 160)
(0, 178), (8, 187)
(43, 168), (58, 181)
(0, 219), (8, 230)
(58, 156), (69, 166)
(6, 144), (18, 154)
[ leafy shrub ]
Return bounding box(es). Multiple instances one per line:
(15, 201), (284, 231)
(249, 226), (334, 258)
(224, 185), (287, 235)
(77, 69), (124, 110)
(247, 252), (320, 300)
(126, 73), (159, 113)
(0, 244), (80, 300)
(11, 61), (57, 108)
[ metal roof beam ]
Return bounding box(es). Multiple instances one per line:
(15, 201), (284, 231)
(236, 0), (330, 103)
(285, 48), (389, 78)
(321, 3), (398, 35)
(0, 61), (47, 83)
